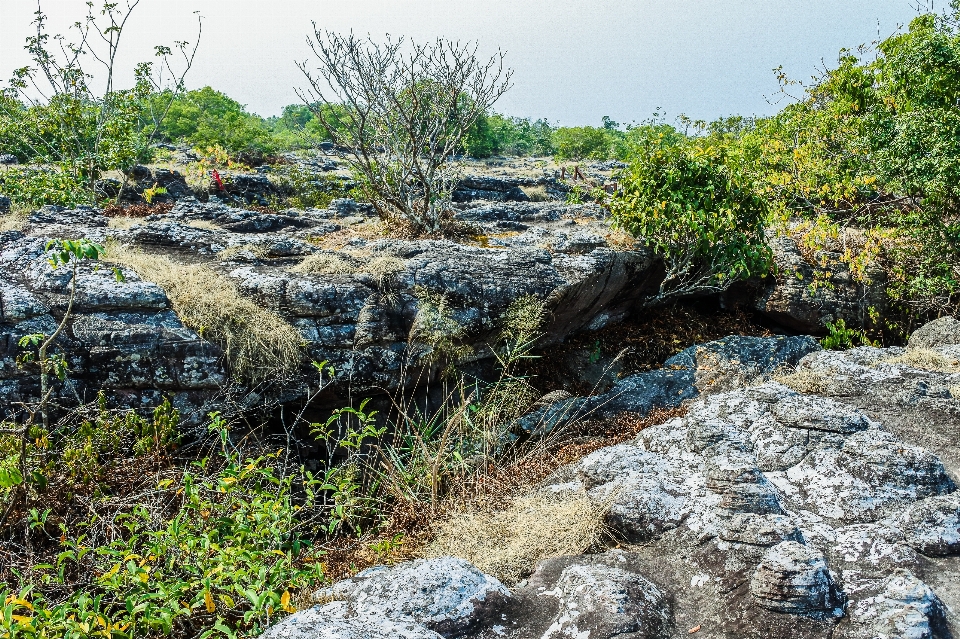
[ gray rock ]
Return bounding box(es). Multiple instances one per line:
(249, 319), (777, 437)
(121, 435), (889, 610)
(841, 569), (945, 639)
(900, 493), (960, 556)
(542, 562), (670, 638)
(908, 316), (960, 351)
(261, 608), (442, 639)
(719, 513), (804, 546)
(705, 447), (784, 516)
(495, 552), (671, 639)
(0, 154), (19, 165)
(308, 557), (511, 636)
(0, 196), (10, 213)
(754, 235), (888, 332)
(750, 542), (843, 616)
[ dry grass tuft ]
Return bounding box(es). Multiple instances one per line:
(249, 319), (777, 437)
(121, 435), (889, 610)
(521, 185), (553, 202)
(0, 211), (27, 232)
(105, 243), (303, 383)
(107, 217), (142, 230)
(217, 244), (269, 261)
(291, 252), (358, 275)
(364, 255), (407, 284)
(774, 367), (833, 395)
(187, 219), (219, 231)
(886, 348), (960, 373)
(425, 492), (606, 585)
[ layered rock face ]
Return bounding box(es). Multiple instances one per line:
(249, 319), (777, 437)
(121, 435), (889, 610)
(0, 229), (225, 422)
(265, 318), (960, 638)
(1, 199), (658, 414)
(0, 193), (877, 418)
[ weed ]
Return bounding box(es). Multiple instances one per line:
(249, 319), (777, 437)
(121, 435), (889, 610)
(291, 253), (358, 275)
(521, 185), (552, 201)
(822, 318), (876, 350)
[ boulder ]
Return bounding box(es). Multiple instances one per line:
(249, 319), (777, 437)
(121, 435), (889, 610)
(900, 493), (960, 556)
(754, 235), (888, 333)
(308, 557), (510, 636)
(907, 316), (960, 350)
(750, 542), (843, 617)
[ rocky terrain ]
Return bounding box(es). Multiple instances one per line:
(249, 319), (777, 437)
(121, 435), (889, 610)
(0, 159), (941, 638)
(263, 318), (960, 639)
(0, 154), (881, 419)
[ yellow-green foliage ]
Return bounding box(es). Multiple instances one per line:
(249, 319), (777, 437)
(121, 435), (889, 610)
(1, 412), (327, 639)
(106, 244), (303, 383)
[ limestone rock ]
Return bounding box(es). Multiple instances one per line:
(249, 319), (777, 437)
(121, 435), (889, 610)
(900, 493), (960, 556)
(541, 562), (671, 638)
(750, 542), (843, 616)
(308, 557), (511, 636)
(754, 235), (887, 333)
(908, 316), (960, 351)
(260, 607), (443, 639)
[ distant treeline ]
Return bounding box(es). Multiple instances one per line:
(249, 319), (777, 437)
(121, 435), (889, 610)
(3, 84), (673, 161)
(147, 86), (686, 161)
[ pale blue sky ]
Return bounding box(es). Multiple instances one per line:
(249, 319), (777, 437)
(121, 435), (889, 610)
(0, 0), (931, 125)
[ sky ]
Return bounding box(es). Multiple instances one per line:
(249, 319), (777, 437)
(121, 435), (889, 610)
(0, 0), (933, 126)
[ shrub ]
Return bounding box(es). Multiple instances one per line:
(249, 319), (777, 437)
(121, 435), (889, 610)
(611, 142), (772, 305)
(0, 3), (199, 199)
(1, 410), (328, 639)
(297, 32), (513, 234)
(552, 126), (614, 161)
(155, 88), (276, 155)
(821, 318), (875, 350)
(0, 167), (87, 208)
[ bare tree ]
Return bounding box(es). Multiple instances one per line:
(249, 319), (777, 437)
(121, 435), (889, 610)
(297, 30), (512, 234)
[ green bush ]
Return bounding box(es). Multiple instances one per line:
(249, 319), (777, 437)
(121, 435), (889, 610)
(463, 114), (556, 158)
(1, 409), (327, 639)
(552, 126), (614, 161)
(611, 141), (772, 305)
(155, 88), (276, 155)
(0, 168), (88, 209)
(821, 318), (876, 349)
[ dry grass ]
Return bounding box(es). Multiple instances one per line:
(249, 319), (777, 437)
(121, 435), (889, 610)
(105, 243), (303, 383)
(521, 185), (553, 202)
(0, 211), (27, 232)
(107, 217), (142, 230)
(425, 492), (607, 585)
(886, 348), (960, 373)
(291, 252), (358, 275)
(217, 243), (269, 261)
(774, 367), (833, 395)
(187, 219), (219, 231)
(314, 406), (685, 584)
(364, 255), (407, 283)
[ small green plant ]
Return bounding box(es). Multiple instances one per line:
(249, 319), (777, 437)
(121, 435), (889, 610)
(278, 165), (355, 209)
(0, 168), (87, 209)
(566, 185), (585, 205)
(142, 183), (169, 204)
(0, 412), (328, 639)
(821, 318), (877, 350)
